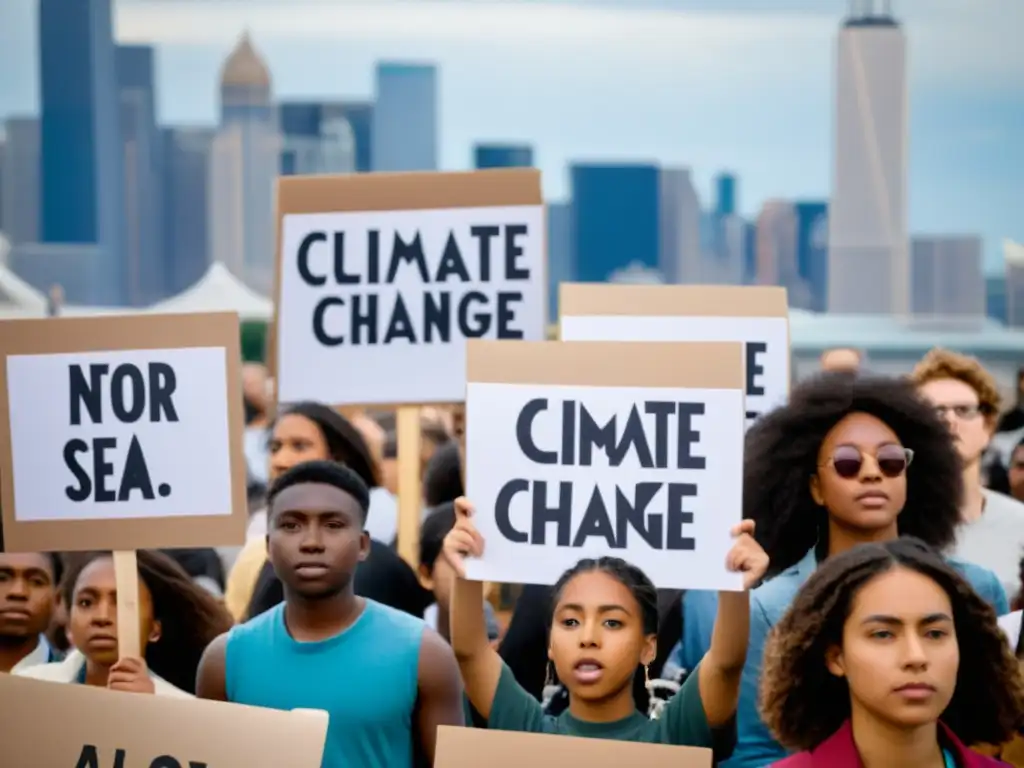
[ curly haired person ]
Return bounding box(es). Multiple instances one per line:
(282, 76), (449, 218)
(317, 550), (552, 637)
(761, 538), (1024, 767)
(912, 348), (1024, 600)
(722, 372), (1007, 768)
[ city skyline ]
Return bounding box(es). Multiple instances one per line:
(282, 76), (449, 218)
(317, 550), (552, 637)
(1, 0), (1020, 272)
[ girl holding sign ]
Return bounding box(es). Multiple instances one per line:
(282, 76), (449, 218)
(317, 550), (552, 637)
(443, 496), (769, 746)
(17, 550), (232, 697)
(725, 372), (1007, 768)
(760, 538), (1024, 768)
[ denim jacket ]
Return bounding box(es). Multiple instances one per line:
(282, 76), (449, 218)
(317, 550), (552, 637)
(721, 548), (1008, 768)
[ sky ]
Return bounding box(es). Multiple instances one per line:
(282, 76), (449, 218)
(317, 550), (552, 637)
(0, 0), (1021, 272)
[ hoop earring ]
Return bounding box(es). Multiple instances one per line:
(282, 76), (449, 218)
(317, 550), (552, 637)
(644, 664), (651, 689)
(545, 660), (555, 689)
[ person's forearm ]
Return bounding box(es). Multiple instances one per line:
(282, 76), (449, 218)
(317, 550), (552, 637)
(708, 590), (750, 673)
(450, 577), (490, 661)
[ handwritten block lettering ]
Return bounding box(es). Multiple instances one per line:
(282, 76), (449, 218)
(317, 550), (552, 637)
(466, 371), (747, 589)
(63, 363), (179, 503)
(277, 201), (546, 405)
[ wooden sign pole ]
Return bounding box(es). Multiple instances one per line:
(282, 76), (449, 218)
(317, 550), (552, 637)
(112, 550), (141, 660)
(396, 406), (422, 568)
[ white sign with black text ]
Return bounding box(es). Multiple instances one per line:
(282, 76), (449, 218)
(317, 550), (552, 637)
(6, 347), (232, 522)
(560, 316), (788, 429)
(278, 206), (546, 405)
(464, 382), (745, 590)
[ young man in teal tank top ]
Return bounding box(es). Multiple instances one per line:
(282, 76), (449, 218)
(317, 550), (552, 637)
(196, 460), (465, 768)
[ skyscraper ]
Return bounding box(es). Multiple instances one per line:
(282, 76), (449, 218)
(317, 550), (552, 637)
(39, 0), (126, 304)
(658, 167), (701, 283)
(757, 200), (809, 306)
(0, 118), (40, 247)
(571, 164), (660, 283)
(117, 44), (164, 305)
(163, 127), (214, 294)
(547, 202), (572, 322)
(910, 235), (984, 317)
(1002, 240), (1024, 328)
(714, 172), (737, 217)
(986, 275), (1007, 324)
(338, 102), (374, 173)
(794, 201), (829, 311)
(0, 137), (5, 236)
(710, 214), (747, 287)
(372, 63), (437, 172)
(209, 33), (280, 294)
(278, 101), (356, 176)
(473, 144), (533, 169)
(828, 0), (908, 315)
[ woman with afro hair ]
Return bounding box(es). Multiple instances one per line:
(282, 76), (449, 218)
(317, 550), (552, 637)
(723, 371), (1007, 768)
(760, 538), (1023, 767)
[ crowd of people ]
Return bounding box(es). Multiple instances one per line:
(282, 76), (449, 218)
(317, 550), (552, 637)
(3, 348), (1024, 768)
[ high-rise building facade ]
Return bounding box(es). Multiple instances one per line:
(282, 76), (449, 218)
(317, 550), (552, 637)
(910, 235), (984, 317)
(757, 200), (810, 306)
(473, 144), (533, 169)
(117, 44), (164, 305)
(547, 202), (572, 322)
(714, 172), (737, 217)
(828, 1), (908, 315)
(338, 102), (373, 173)
(742, 221), (757, 284)
(163, 127), (214, 294)
(986, 275), (1007, 324)
(571, 163), (660, 283)
(1004, 240), (1024, 328)
(372, 63), (437, 172)
(0, 137), (5, 236)
(658, 167), (701, 283)
(279, 101), (356, 176)
(710, 214), (748, 287)
(794, 201), (829, 311)
(39, 0), (126, 304)
(209, 34), (279, 294)
(0, 118), (40, 247)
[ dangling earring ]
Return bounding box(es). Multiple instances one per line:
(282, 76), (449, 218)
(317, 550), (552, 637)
(545, 660), (555, 689)
(644, 664), (651, 689)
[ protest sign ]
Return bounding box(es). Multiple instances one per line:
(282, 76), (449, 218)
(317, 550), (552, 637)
(275, 169), (547, 407)
(0, 313), (246, 553)
(435, 725), (711, 768)
(464, 340), (746, 590)
(559, 284), (789, 428)
(0, 672), (329, 768)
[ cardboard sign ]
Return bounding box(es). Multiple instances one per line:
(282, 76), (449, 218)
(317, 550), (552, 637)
(559, 284), (789, 428)
(0, 672), (329, 768)
(0, 313), (246, 553)
(275, 169), (547, 406)
(434, 725), (712, 768)
(464, 340), (746, 590)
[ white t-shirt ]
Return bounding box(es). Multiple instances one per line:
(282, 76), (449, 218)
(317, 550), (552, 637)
(952, 489), (1024, 601)
(364, 487), (399, 544)
(999, 610), (1022, 649)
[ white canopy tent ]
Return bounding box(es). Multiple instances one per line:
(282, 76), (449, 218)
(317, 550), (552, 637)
(0, 235), (49, 318)
(147, 262), (274, 322)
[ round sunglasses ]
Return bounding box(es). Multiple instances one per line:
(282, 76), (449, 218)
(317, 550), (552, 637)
(823, 445), (914, 479)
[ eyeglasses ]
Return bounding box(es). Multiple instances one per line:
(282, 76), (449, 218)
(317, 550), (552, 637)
(933, 404), (985, 421)
(823, 445), (914, 479)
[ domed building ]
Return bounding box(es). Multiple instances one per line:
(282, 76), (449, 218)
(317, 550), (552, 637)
(208, 31), (280, 295)
(219, 31), (273, 126)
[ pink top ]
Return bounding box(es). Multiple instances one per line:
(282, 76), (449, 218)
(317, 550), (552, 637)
(772, 720), (1008, 767)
